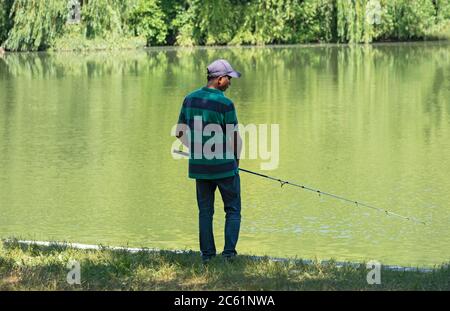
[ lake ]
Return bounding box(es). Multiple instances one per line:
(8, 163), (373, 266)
(0, 42), (449, 267)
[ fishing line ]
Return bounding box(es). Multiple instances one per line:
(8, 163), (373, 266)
(173, 150), (426, 225)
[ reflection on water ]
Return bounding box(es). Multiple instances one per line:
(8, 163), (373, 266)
(0, 42), (449, 267)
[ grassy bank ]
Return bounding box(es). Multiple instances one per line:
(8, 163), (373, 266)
(36, 20), (450, 52)
(0, 240), (448, 290)
(53, 34), (147, 52)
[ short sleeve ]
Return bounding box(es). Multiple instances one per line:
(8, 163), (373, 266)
(177, 99), (187, 124)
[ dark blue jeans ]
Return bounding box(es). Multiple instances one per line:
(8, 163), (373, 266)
(196, 174), (241, 259)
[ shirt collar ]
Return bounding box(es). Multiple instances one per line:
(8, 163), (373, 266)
(202, 87), (223, 95)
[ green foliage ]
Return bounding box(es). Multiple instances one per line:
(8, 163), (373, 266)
(437, 0), (450, 21)
(196, 0), (239, 45)
(0, 0), (14, 46)
(382, 0), (437, 40)
(172, 0), (449, 46)
(82, 0), (134, 39)
(171, 0), (201, 46)
(128, 0), (167, 46)
(337, 0), (447, 43)
(293, 0), (336, 43)
(2, 0), (449, 51)
(170, 0), (243, 46)
(232, 0), (301, 45)
(172, 0), (337, 46)
(158, 0), (190, 45)
(4, 0), (68, 51)
(0, 5), (5, 45)
(53, 23), (146, 51)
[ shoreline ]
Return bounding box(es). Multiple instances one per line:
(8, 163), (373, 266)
(4, 239), (441, 273)
(1, 238), (448, 290)
(1, 38), (449, 55)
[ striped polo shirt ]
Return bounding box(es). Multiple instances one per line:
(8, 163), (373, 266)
(177, 87), (239, 180)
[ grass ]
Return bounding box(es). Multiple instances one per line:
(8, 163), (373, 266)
(52, 25), (147, 52)
(53, 34), (147, 52)
(425, 20), (450, 41)
(0, 239), (448, 291)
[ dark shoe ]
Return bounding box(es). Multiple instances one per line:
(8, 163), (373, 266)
(222, 255), (237, 263)
(201, 255), (215, 265)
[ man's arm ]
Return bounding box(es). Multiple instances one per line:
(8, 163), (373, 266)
(176, 123), (189, 149)
(176, 99), (190, 149)
(225, 101), (241, 167)
(234, 130), (242, 167)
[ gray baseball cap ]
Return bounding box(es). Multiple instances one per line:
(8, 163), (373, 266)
(207, 59), (241, 78)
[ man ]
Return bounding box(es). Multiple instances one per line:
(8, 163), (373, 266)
(176, 59), (243, 263)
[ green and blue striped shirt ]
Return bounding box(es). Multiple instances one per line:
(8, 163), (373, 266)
(178, 87), (239, 180)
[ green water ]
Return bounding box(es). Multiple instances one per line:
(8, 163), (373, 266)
(1, 43), (449, 267)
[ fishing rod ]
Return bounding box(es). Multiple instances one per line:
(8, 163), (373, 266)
(173, 149), (426, 225)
